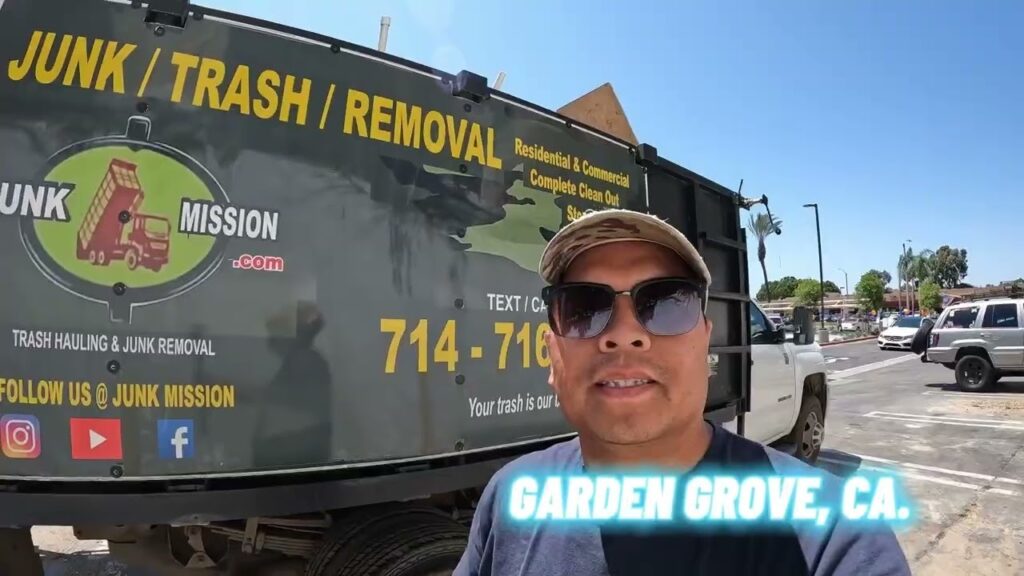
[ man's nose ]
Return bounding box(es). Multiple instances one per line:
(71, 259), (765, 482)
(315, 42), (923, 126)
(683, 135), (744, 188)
(598, 295), (652, 352)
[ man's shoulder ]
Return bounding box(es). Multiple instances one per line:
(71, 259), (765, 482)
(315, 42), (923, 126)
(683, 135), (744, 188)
(495, 436), (584, 479)
(488, 426), (834, 479)
(710, 427), (911, 573)
(469, 437), (583, 533)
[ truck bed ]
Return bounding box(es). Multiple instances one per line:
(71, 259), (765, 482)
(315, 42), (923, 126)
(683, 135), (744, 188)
(0, 0), (751, 525)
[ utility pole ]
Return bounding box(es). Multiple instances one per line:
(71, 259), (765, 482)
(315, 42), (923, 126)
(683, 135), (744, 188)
(804, 203), (825, 329)
(839, 268), (848, 320)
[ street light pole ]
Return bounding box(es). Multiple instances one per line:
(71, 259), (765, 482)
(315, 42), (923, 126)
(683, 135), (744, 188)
(839, 267), (848, 320)
(803, 203), (825, 329)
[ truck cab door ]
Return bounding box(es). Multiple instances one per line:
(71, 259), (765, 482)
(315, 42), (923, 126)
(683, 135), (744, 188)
(980, 302), (1024, 368)
(745, 304), (797, 444)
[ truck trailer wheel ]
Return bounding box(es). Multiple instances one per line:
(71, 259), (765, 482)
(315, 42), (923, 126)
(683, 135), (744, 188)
(305, 504), (468, 576)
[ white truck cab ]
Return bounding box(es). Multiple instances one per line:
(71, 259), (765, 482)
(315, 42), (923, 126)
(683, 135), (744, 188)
(726, 301), (829, 462)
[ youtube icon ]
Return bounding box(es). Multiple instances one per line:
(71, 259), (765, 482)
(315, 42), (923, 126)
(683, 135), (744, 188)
(70, 418), (122, 460)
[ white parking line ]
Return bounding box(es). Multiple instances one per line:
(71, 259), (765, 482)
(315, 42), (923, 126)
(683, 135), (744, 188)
(923, 391), (1024, 400)
(863, 411), (1024, 431)
(819, 457), (1019, 494)
(828, 354), (917, 382)
(818, 456), (1022, 496)
(850, 453), (1024, 486)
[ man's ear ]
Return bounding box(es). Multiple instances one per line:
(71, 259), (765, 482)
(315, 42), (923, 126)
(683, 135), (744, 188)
(544, 330), (563, 390)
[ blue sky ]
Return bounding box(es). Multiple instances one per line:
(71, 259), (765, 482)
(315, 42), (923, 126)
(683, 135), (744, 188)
(201, 0), (1023, 295)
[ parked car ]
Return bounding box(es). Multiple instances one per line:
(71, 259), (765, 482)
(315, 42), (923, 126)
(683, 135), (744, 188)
(877, 315), (925, 349)
(919, 298), (1024, 391)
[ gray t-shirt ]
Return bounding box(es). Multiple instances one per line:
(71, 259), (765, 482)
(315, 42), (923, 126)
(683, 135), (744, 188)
(454, 423), (911, 576)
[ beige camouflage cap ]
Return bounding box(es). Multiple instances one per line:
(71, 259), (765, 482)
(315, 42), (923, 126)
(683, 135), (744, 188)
(538, 208), (712, 287)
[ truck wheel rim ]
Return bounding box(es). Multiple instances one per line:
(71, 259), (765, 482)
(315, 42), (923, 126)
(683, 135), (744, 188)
(802, 411), (824, 455)
(961, 360), (983, 385)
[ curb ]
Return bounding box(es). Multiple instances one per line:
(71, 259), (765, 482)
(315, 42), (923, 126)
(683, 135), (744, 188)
(820, 335), (877, 347)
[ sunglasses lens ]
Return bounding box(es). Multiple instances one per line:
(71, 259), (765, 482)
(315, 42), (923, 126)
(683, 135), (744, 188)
(549, 285), (614, 338)
(634, 279), (703, 336)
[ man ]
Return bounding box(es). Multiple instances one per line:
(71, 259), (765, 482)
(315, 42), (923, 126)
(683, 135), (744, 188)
(454, 208), (911, 576)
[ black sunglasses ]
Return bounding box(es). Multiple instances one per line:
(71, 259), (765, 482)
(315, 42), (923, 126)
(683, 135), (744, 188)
(541, 277), (707, 339)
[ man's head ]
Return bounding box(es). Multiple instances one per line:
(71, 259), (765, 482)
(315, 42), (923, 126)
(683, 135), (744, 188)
(538, 209), (713, 455)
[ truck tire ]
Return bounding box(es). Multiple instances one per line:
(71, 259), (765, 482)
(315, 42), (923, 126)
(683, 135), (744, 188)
(126, 248), (140, 270)
(788, 395), (824, 464)
(306, 504), (468, 576)
(910, 318), (934, 355)
(955, 354), (994, 392)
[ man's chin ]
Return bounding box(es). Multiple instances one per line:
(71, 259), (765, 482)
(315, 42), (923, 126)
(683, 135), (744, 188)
(585, 419), (669, 447)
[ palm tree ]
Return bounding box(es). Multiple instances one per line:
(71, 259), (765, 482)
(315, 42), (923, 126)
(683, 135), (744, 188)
(899, 249), (935, 313)
(898, 249), (914, 311)
(748, 212), (782, 301)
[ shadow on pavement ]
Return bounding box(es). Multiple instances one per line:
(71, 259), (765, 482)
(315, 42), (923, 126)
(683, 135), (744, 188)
(814, 449), (865, 478)
(924, 381), (1024, 393)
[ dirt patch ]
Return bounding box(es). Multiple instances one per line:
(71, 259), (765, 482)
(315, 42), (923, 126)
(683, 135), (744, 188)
(31, 527), (130, 576)
(928, 398), (1024, 417)
(33, 527), (107, 555)
(911, 495), (1024, 576)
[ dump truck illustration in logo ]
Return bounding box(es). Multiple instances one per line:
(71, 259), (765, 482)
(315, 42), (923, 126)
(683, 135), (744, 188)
(20, 116), (232, 323)
(77, 159), (172, 272)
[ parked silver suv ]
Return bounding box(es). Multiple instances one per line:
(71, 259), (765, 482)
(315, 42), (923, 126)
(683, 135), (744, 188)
(920, 298), (1024, 391)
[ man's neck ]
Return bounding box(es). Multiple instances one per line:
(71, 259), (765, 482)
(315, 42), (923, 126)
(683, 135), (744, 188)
(578, 419), (713, 471)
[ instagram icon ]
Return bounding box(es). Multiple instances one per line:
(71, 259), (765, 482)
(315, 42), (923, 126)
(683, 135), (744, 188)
(1, 414), (41, 459)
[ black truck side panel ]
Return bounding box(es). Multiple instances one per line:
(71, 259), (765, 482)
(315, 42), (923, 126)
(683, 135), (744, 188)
(643, 154), (751, 421)
(0, 0), (749, 524)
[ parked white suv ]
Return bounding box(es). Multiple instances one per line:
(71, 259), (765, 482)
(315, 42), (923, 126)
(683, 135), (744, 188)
(920, 298), (1024, 391)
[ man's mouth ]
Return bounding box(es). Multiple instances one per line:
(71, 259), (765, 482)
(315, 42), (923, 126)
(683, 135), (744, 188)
(597, 379), (654, 389)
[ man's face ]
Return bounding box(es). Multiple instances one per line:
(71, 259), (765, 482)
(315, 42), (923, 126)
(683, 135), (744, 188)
(545, 241), (712, 448)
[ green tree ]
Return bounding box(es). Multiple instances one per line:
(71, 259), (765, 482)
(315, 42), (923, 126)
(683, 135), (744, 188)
(909, 250), (935, 287)
(757, 277), (839, 300)
(855, 272), (886, 313)
(794, 279), (823, 307)
(748, 212), (782, 300)
(919, 279), (942, 312)
(930, 245), (969, 288)
(866, 269), (892, 286)
(899, 248), (935, 311)
(757, 276), (799, 301)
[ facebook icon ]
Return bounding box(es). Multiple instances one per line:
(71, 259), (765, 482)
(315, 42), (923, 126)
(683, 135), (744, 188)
(157, 420), (195, 460)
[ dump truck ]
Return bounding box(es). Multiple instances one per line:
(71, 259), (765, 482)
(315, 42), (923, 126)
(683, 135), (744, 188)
(0, 0), (826, 574)
(78, 158), (171, 271)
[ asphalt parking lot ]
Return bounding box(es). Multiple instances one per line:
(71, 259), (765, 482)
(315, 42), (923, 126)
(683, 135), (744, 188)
(818, 339), (1024, 576)
(30, 339), (1024, 575)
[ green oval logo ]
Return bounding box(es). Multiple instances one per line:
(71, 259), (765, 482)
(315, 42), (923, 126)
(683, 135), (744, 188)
(34, 146), (216, 288)
(19, 117), (232, 323)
